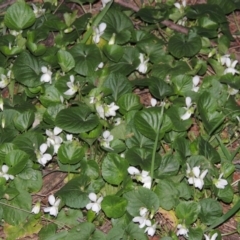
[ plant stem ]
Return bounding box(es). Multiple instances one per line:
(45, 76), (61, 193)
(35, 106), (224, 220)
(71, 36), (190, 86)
(150, 106), (164, 179)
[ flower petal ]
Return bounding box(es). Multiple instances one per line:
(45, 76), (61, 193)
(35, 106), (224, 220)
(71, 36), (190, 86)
(128, 166), (140, 175)
(88, 192), (97, 202)
(48, 194), (56, 205)
(40, 143), (48, 154)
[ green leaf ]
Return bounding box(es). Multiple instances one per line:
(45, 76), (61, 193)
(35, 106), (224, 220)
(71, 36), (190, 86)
(4, 1), (35, 30)
(154, 180), (179, 210)
(149, 77), (173, 99)
(66, 223), (96, 239)
(168, 32), (202, 58)
(12, 51), (41, 87)
(5, 150), (29, 175)
(81, 159), (99, 179)
(108, 47), (140, 75)
(135, 108), (164, 140)
(137, 7), (165, 23)
(15, 168), (43, 193)
(13, 132), (44, 160)
(57, 208), (83, 227)
(58, 142), (85, 164)
(176, 201), (201, 225)
(124, 187), (159, 216)
(14, 110), (35, 132)
(102, 9), (133, 44)
(102, 195), (127, 218)
(155, 154), (180, 178)
(197, 92), (225, 134)
(207, 0), (236, 14)
(103, 73), (132, 101)
(125, 147), (161, 171)
(55, 105), (99, 134)
(171, 75), (193, 96)
(0, 143), (18, 164)
(103, 44), (124, 62)
(57, 50), (75, 73)
(69, 43), (101, 76)
(2, 190), (31, 225)
(217, 185), (234, 203)
(188, 227), (203, 240)
(102, 153), (128, 185)
(199, 198), (222, 225)
(117, 93), (142, 114)
(198, 137), (220, 164)
(56, 175), (90, 208)
(39, 85), (62, 107)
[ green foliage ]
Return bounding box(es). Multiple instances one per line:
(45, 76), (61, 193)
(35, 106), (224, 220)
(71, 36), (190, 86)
(0, 0), (238, 238)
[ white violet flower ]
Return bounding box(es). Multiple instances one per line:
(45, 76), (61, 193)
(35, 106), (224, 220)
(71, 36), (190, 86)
(227, 85), (239, 95)
(220, 54), (230, 65)
(186, 163), (208, 190)
(86, 193), (103, 214)
(0, 70), (11, 89)
(32, 3), (46, 18)
(93, 23), (107, 44)
(176, 224), (189, 237)
(128, 166), (152, 189)
(0, 165), (14, 181)
(114, 117), (121, 126)
(101, 0), (111, 9)
(136, 53), (149, 74)
(64, 75), (78, 96)
(96, 103), (105, 119)
(66, 134), (73, 142)
(36, 143), (52, 166)
(105, 102), (119, 117)
(150, 98), (157, 107)
(101, 130), (114, 150)
(192, 75), (200, 92)
(204, 233), (218, 240)
(213, 173), (228, 189)
(224, 58), (239, 75)
(46, 127), (63, 154)
(132, 207), (151, 229)
(144, 221), (157, 236)
(181, 97), (194, 120)
(174, 0), (186, 10)
(95, 62), (104, 71)
(31, 202), (41, 214)
(44, 194), (61, 217)
(40, 66), (52, 84)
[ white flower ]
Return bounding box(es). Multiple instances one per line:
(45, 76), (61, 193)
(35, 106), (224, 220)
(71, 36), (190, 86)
(114, 117), (121, 126)
(0, 97), (3, 111)
(96, 104), (105, 119)
(176, 224), (189, 237)
(0, 70), (11, 89)
(9, 30), (22, 36)
(174, 0), (186, 10)
(224, 58), (239, 75)
(150, 98), (157, 107)
(192, 75), (200, 92)
(32, 3), (45, 18)
(64, 75), (78, 96)
(93, 23), (107, 44)
(204, 233), (218, 240)
(220, 54), (230, 65)
(0, 165), (14, 181)
(186, 164), (208, 190)
(227, 85), (239, 95)
(86, 193), (103, 214)
(44, 194), (61, 217)
(213, 173), (228, 189)
(95, 62), (104, 71)
(101, 0), (111, 9)
(96, 102), (119, 119)
(40, 66), (52, 84)
(128, 166), (152, 189)
(46, 127), (63, 154)
(31, 202), (41, 214)
(101, 130), (114, 150)
(181, 97), (194, 120)
(66, 134), (73, 141)
(105, 102), (119, 117)
(136, 53), (149, 74)
(145, 222), (157, 236)
(133, 207), (151, 228)
(36, 143), (52, 166)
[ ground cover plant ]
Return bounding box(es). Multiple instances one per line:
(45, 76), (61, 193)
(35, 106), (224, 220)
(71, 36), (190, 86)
(0, 0), (240, 239)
